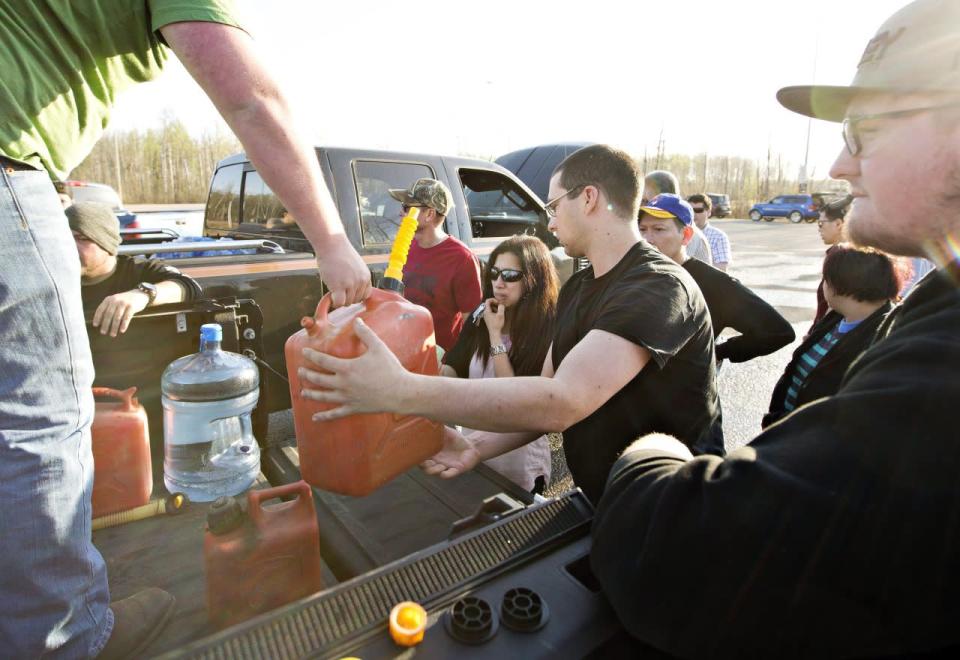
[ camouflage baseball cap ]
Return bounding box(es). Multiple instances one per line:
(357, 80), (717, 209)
(388, 178), (454, 216)
(778, 0), (960, 122)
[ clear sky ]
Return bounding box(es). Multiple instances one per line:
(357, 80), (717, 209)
(109, 0), (908, 179)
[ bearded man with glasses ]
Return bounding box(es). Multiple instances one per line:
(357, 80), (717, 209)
(583, 1), (960, 657)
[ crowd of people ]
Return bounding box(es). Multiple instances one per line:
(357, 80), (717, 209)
(2, 0), (960, 657)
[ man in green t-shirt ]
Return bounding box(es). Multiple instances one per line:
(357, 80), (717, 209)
(0, 2), (370, 657)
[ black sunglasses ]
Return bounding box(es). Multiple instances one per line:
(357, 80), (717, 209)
(691, 207), (707, 213)
(488, 266), (524, 283)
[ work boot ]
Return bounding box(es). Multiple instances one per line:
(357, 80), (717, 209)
(97, 588), (175, 659)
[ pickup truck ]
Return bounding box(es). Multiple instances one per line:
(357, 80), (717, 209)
(87, 147), (596, 655)
(93, 147), (564, 428)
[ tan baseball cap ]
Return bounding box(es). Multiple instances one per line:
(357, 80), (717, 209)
(388, 178), (454, 216)
(777, 0), (960, 122)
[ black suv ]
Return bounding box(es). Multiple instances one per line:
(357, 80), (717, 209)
(707, 193), (732, 218)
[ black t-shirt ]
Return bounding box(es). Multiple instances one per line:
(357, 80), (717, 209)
(682, 258), (795, 363)
(81, 255), (202, 316)
(552, 241), (719, 503)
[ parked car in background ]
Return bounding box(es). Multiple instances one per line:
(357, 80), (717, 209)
(55, 180), (138, 228)
(749, 194), (819, 223)
(707, 193), (732, 218)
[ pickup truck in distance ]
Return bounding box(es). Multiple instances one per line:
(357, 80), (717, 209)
(102, 147), (561, 423)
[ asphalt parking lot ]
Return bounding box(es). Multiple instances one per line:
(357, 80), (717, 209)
(268, 217), (827, 496)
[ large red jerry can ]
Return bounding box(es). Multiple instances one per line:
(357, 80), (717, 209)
(90, 387), (152, 517)
(204, 480), (322, 629)
(285, 288), (443, 496)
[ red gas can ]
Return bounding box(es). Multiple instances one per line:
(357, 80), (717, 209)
(90, 387), (152, 517)
(285, 288), (443, 496)
(204, 480), (323, 629)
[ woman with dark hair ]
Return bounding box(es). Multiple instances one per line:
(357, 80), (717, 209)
(441, 235), (559, 493)
(764, 244), (906, 428)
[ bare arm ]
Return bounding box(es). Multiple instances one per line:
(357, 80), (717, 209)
(93, 280), (186, 337)
(420, 346), (557, 478)
(160, 21), (370, 307)
(301, 322), (650, 432)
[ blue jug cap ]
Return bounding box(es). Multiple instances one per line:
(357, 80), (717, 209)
(200, 323), (222, 343)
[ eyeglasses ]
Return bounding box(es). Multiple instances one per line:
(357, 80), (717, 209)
(691, 207), (707, 214)
(401, 204), (426, 213)
(842, 101), (960, 156)
(488, 266), (525, 283)
(544, 183), (588, 217)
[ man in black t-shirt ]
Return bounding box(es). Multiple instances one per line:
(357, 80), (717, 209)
(69, 202), (201, 337)
(296, 145), (720, 503)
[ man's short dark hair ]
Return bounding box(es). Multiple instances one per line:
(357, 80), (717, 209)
(822, 243), (904, 302)
(821, 195), (851, 222)
(687, 193), (712, 212)
(555, 145), (642, 220)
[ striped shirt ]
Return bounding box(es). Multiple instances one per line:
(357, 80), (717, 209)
(782, 319), (858, 412)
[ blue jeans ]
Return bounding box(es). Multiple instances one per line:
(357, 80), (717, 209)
(0, 168), (112, 657)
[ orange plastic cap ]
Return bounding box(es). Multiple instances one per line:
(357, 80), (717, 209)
(389, 601), (427, 647)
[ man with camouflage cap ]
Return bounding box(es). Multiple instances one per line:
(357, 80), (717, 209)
(389, 178), (482, 351)
(588, 0), (960, 657)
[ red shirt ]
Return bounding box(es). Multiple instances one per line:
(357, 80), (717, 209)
(403, 236), (482, 350)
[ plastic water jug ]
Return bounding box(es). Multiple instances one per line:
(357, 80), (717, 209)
(90, 387), (152, 517)
(204, 480), (322, 628)
(162, 323), (260, 502)
(285, 288), (443, 495)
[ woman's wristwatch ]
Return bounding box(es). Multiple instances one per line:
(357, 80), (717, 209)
(490, 343), (508, 357)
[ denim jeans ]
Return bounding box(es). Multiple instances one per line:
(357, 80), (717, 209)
(0, 168), (112, 657)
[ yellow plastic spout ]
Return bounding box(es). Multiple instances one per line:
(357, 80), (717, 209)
(382, 206), (420, 287)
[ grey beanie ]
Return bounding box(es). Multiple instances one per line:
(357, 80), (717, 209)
(66, 202), (120, 256)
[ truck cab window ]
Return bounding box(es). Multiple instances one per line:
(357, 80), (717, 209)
(205, 164), (243, 234)
(241, 171), (289, 233)
(354, 161), (434, 246)
(459, 169), (541, 239)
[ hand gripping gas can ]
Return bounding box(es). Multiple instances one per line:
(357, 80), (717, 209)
(285, 207), (443, 495)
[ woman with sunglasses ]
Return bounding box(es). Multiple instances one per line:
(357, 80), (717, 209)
(440, 235), (560, 494)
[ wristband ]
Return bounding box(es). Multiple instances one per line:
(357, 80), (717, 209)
(490, 344), (508, 357)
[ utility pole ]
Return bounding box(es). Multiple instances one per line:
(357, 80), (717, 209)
(800, 35), (819, 193)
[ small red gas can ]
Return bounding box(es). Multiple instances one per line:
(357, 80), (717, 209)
(285, 288), (443, 496)
(90, 387), (152, 517)
(204, 481), (323, 629)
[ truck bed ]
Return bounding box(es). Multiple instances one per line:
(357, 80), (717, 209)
(93, 429), (531, 656)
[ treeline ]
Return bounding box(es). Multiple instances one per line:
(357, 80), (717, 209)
(70, 118), (240, 204)
(637, 150), (845, 217)
(74, 121), (844, 213)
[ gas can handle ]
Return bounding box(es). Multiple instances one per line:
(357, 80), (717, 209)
(248, 480), (312, 526)
(91, 386), (138, 411)
(303, 289), (390, 334)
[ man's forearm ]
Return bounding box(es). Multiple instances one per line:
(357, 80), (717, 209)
(161, 22), (346, 254)
(397, 373), (573, 432)
(152, 280), (187, 306)
(220, 96), (345, 251)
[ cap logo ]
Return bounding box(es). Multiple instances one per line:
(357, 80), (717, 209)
(858, 27), (906, 67)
